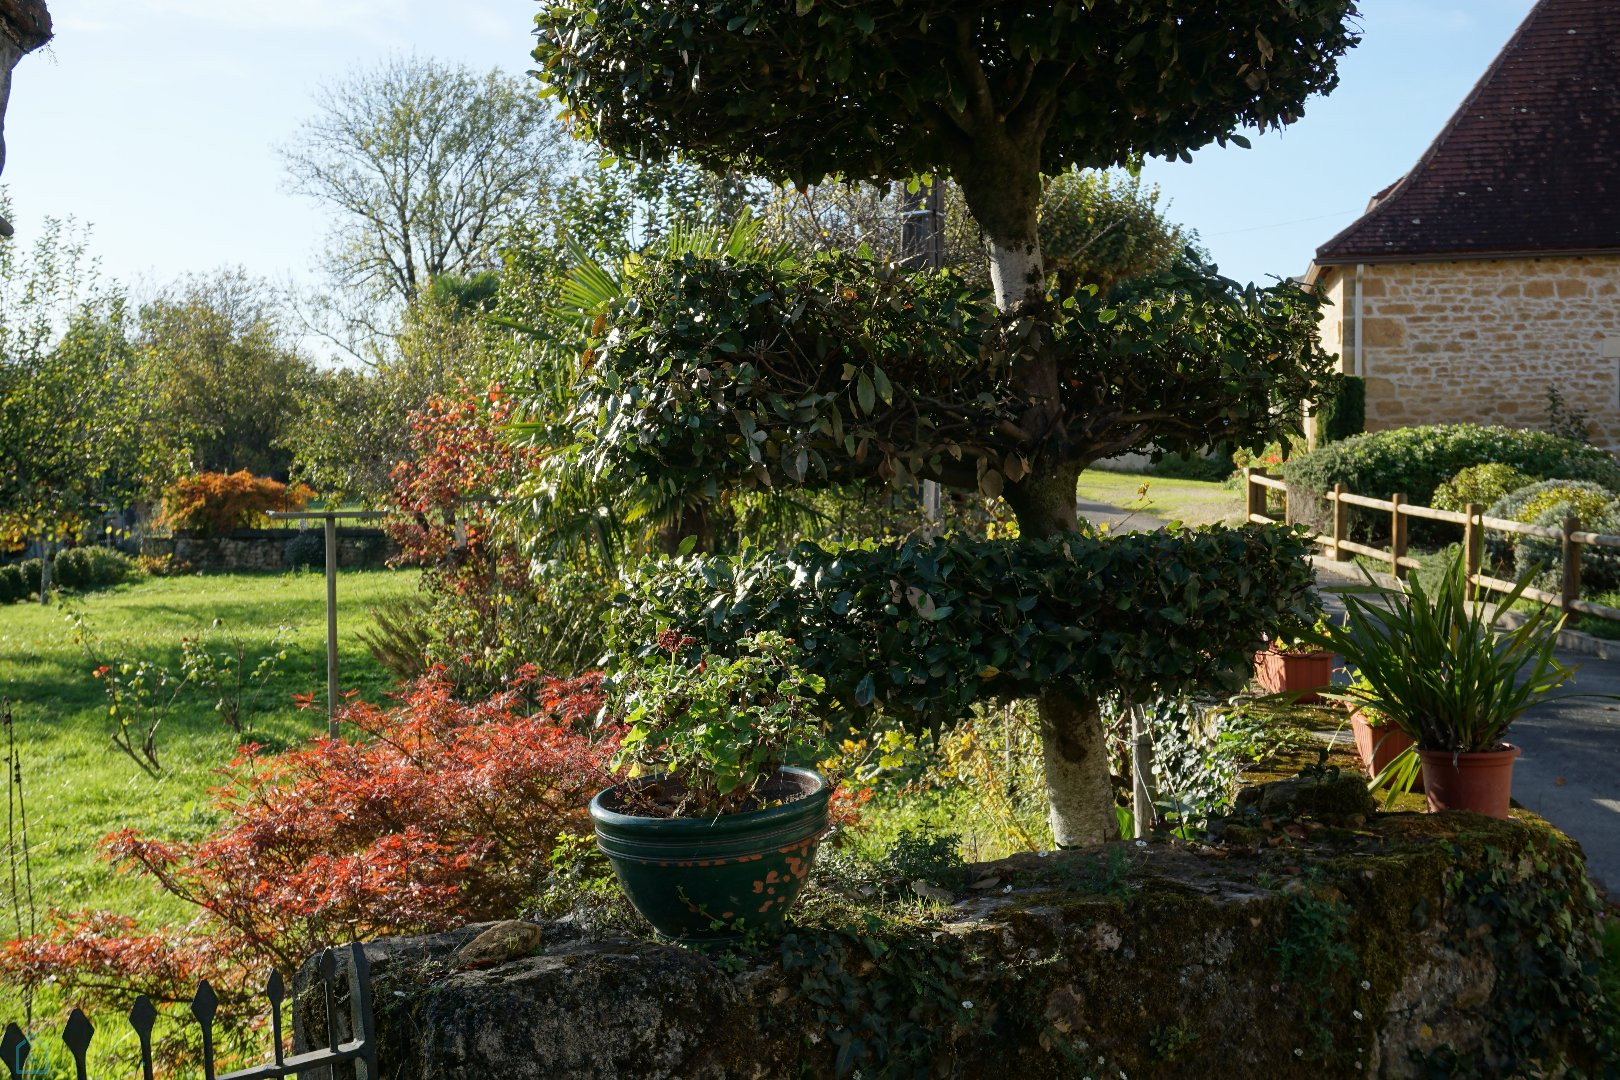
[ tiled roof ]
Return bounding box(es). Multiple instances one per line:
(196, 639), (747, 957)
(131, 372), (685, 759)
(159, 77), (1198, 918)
(1315, 0), (1620, 264)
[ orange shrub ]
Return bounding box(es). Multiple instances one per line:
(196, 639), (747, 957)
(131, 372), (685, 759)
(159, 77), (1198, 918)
(161, 471), (315, 536)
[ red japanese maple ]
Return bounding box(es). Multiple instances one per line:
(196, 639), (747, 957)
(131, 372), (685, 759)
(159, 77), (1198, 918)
(0, 668), (612, 1011)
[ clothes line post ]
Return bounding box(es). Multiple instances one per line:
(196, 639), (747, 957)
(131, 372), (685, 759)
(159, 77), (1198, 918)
(267, 509), (385, 739)
(324, 512), (339, 738)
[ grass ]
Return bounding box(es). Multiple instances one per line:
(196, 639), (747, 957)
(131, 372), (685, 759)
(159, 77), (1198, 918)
(0, 569), (418, 927)
(1077, 469), (1244, 528)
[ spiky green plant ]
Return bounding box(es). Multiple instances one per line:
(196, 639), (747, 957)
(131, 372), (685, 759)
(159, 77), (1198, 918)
(1306, 550), (1588, 755)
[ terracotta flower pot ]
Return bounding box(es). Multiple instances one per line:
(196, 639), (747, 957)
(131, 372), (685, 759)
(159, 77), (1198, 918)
(1253, 647), (1334, 703)
(1349, 708), (1417, 784)
(1418, 744), (1521, 819)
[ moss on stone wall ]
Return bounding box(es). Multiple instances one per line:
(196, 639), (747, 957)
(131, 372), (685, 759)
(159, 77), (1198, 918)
(325, 809), (1614, 1079)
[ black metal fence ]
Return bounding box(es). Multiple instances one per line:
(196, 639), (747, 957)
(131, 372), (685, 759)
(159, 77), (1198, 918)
(2, 942), (377, 1080)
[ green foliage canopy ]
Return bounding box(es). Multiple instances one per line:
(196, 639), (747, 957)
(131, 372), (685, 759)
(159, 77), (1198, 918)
(533, 1), (1361, 214)
(0, 210), (177, 542)
(547, 247), (1334, 503)
(614, 525), (1317, 728)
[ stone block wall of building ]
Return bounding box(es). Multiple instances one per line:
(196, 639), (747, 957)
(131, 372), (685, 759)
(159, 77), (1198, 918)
(1316, 255), (1620, 448)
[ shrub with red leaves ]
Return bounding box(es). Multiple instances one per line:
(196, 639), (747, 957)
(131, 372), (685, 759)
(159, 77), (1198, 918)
(387, 386), (537, 582)
(0, 668), (613, 1017)
(161, 471), (315, 536)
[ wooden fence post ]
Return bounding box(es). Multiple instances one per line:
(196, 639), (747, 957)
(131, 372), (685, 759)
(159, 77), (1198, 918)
(1562, 514), (1582, 615)
(1244, 468), (1264, 522)
(1391, 494), (1408, 580)
(1331, 483), (1348, 562)
(1464, 503), (1483, 601)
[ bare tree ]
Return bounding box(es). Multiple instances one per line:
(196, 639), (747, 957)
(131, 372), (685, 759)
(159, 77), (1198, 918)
(281, 55), (569, 309)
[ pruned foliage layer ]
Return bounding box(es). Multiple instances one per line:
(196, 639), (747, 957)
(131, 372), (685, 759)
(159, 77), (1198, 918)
(549, 249), (1333, 503)
(613, 525), (1317, 728)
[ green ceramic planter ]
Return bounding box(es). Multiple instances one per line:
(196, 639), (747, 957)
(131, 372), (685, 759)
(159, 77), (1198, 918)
(590, 767), (831, 942)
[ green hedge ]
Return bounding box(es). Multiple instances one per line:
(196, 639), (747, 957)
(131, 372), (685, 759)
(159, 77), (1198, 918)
(1285, 425), (1620, 540)
(1486, 481), (1620, 592)
(52, 547), (140, 592)
(0, 564), (25, 604)
(612, 525), (1316, 727)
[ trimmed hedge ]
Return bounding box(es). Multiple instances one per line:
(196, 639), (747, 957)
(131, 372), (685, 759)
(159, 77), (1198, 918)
(1432, 464), (1535, 514)
(1486, 481), (1620, 591)
(0, 564), (25, 604)
(1285, 425), (1620, 540)
(53, 546), (140, 592)
(612, 525), (1316, 727)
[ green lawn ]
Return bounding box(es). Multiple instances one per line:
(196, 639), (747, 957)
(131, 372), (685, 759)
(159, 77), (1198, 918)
(0, 570), (418, 926)
(1077, 469), (1244, 528)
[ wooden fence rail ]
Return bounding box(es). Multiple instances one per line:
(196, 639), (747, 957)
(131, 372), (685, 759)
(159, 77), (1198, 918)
(1243, 468), (1620, 625)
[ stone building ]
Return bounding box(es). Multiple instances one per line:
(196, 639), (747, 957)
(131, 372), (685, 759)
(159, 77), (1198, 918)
(1304, 0), (1620, 448)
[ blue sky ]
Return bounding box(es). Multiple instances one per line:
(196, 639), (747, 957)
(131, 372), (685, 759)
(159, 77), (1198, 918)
(2, 0), (1539, 294)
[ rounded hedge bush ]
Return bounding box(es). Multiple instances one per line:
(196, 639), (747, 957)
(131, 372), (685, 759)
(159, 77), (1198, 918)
(1486, 480), (1618, 525)
(284, 529), (325, 570)
(0, 564), (25, 604)
(52, 546), (140, 592)
(1284, 425), (1620, 539)
(1432, 463), (1535, 514)
(1485, 481), (1620, 593)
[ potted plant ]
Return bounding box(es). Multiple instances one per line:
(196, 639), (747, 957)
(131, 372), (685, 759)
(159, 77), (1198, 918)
(591, 629), (833, 941)
(1342, 674), (1417, 787)
(1304, 551), (1585, 818)
(1254, 614), (1335, 703)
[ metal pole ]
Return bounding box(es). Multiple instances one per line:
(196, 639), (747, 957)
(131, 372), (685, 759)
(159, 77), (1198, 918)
(324, 513), (339, 739)
(900, 178), (946, 537)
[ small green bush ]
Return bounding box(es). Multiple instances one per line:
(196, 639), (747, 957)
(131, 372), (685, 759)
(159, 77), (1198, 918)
(1150, 450), (1235, 482)
(52, 546), (140, 592)
(0, 564), (24, 604)
(1487, 480), (1618, 526)
(1286, 425), (1620, 540)
(284, 529), (325, 570)
(1432, 464), (1536, 514)
(1488, 482), (1620, 593)
(18, 558), (42, 595)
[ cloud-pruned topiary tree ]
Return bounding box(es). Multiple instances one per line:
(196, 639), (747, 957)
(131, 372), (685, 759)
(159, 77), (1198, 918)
(531, 1), (1359, 845)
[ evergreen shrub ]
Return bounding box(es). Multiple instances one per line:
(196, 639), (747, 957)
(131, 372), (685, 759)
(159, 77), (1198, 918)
(1432, 464), (1536, 514)
(1286, 425), (1620, 541)
(52, 546), (140, 592)
(0, 564), (24, 604)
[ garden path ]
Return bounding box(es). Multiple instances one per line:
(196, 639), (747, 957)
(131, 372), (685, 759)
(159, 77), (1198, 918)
(1312, 557), (1620, 894)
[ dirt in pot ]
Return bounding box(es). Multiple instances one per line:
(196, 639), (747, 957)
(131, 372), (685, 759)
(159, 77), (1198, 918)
(605, 773), (814, 819)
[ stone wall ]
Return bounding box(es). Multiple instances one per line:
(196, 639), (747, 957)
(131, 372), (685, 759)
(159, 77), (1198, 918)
(303, 805), (1613, 1079)
(1316, 255), (1620, 448)
(141, 528), (395, 573)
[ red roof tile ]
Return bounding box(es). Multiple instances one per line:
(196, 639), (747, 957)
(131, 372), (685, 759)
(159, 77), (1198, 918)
(1315, 0), (1620, 264)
